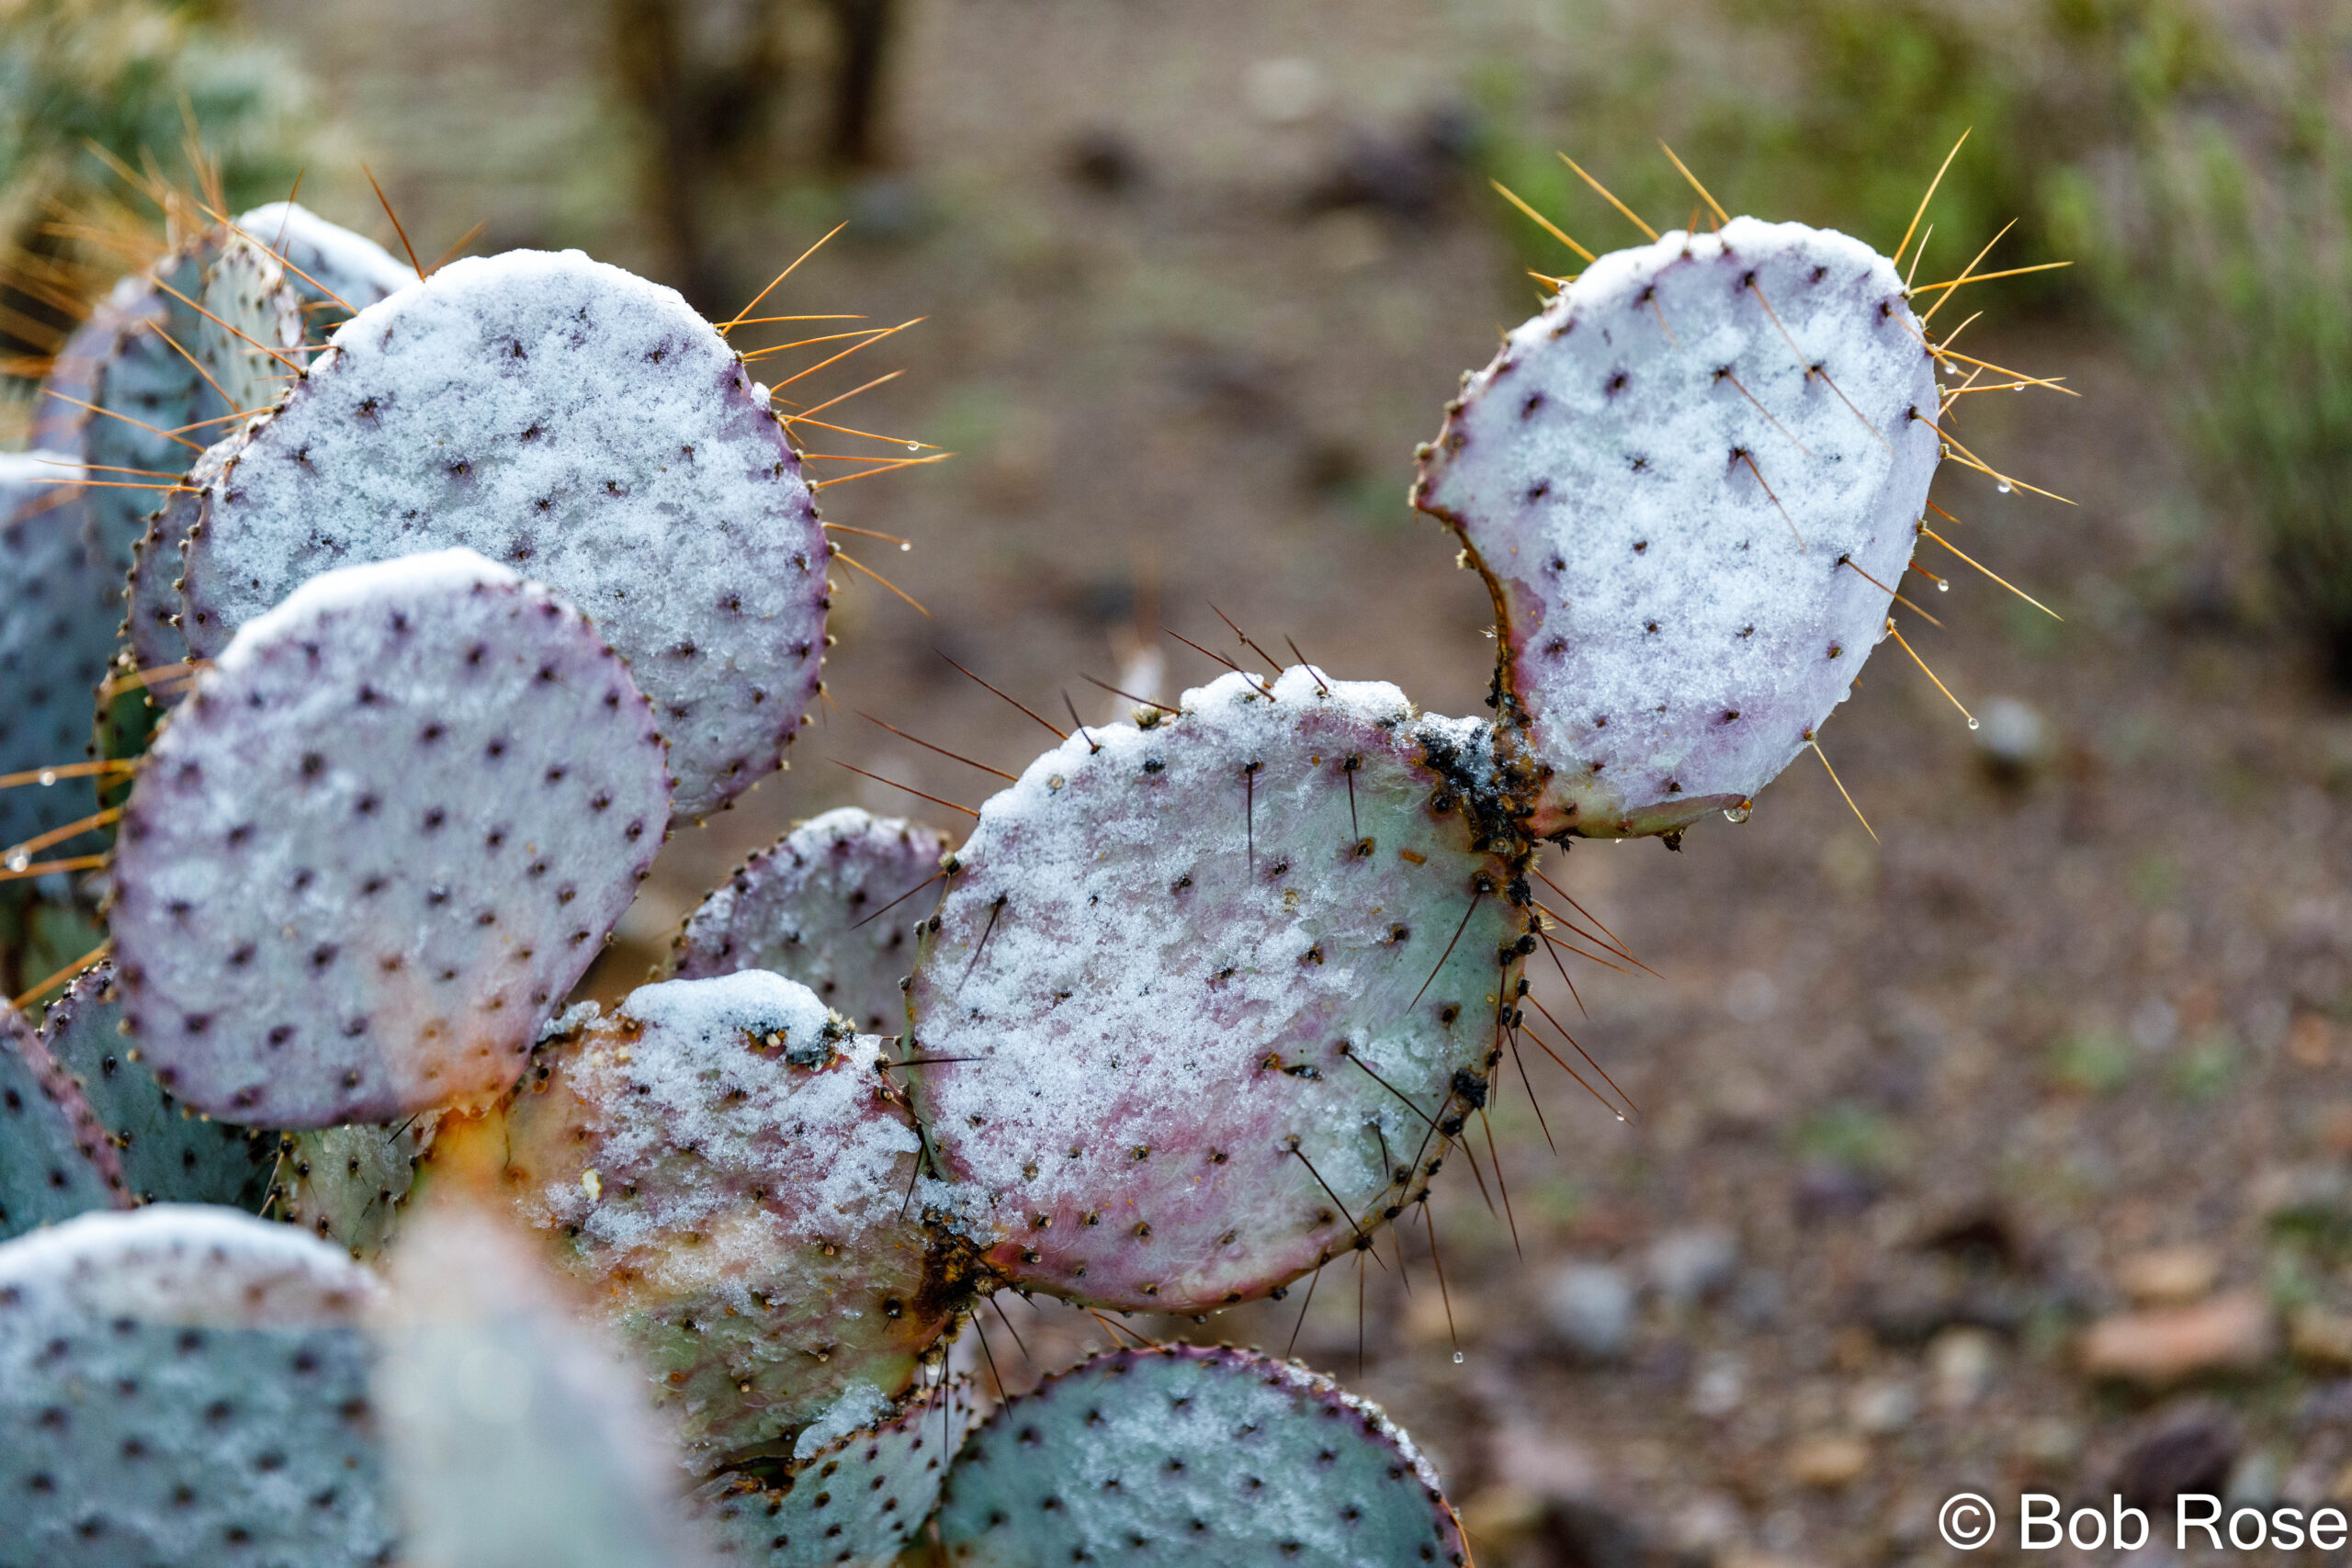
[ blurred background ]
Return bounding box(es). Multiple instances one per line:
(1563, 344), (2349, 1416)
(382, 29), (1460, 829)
(6, 0), (2352, 1562)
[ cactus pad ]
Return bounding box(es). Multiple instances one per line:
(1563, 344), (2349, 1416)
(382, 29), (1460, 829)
(275, 1117), (435, 1259)
(376, 1205), (708, 1568)
(176, 247), (829, 819)
(933, 1345), (1465, 1567)
(236, 203), (419, 324)
(37, 964), (276, 1210)
(1413, 218), (1940, 837)
(905, 667), (1526, 1313)
(0, 1004), (124, 1238)
(123, 432), (236, 677)
(0, 1204), (397, 1567)
(108, 548), (671, 1127)
(673, 807), (949, 1034)
(1, 455), (120, 853)
(696, 1383), (971, 1567)
(493, 971), (962, 1467)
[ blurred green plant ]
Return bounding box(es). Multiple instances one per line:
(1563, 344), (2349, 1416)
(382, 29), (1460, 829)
(2044, 1028), (2132, 1095)
(0, 0), (317, 382)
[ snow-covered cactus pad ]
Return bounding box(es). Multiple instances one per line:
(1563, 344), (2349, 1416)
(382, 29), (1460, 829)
(1412, 219), (1940, 838)
(108, 548), (671, 1127)
(275, 1117), (435, 1259)
(235, 203), (420, 325)
(673, 807), (950, 1034)
(375, 1205), (710, 1568)
(0, 1205), (398, 1567)
(175, 248), (830, 819)
(933, 1345), (1465, 1567)
(38, 964), (275, 1210)
(0, 455), (118, 851)
(491, 971), (963, 1468)
(695, 1384), (970, 1567)
(0, 1003), (124, 1238)
(906, 667), (1529, 1314)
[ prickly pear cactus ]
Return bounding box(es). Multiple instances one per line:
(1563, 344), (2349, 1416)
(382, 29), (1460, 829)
(673, 807), (950, 1034)
(274, 1117), (435, 1259)
(488, 971), (966, 1467)
(175, 248), (830, 820)
(905, 667), (1529, 1313)
(236, 202), (419, 324)
(0, 1002), (125, 1238)
(107, 548), (672, 1127)
(0, 454), (119, 853)
(37, 964), (276, 1210)
(122, 431), (236, 679)
(1413, 218), (1940, 838)
(376, 1205), (711, 1568)
(933, 1345), (1466, 1567)
(695, 1383), (971, 1567)
(0, 1205), (399, 1567)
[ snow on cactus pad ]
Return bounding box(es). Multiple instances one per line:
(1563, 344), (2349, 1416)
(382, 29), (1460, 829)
(673, 807), (950, 1034)
(695, 1383), (971, 1567)
(905, 667), (1528, 1314)
(0, 1205), (397, 1567)
(1412, 218), (1940, 838)
(0, 454), (119, 852)
(236, 202), (419, 324)
(177, 247), (829, 820)
(108, 548), (671, 1128)
(492, 972), (964, 1468)
(38, 964), (276, 1211)
(933, 1345), (1465, 1568)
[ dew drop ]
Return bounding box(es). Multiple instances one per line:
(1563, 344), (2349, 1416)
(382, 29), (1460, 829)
(906, 442), (922, 452)
(1996, 479), (2013, 494)
(4, 851), (28, 874)
(899, 542), (911, 552)
(1937, 580), (1950, 592)
(1967, 717), (1980, 730)
(36, 770), (56, 787)
(1452, 1351), (1464, 1364)
(1722, 805), (1750, 825)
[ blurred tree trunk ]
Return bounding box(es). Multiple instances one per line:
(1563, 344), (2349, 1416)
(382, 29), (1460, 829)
(820, 0), (895, 170)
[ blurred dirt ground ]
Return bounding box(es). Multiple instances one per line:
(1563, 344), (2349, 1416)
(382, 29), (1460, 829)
(238, 1), (2352, 1562)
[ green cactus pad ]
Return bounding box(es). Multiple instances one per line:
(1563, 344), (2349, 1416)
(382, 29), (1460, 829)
(275, 1117), (435, 1260)
(122, 432), (235, 678)
(904, 667), (1527, 1314)
(37, 964), (275, 1209)
(235, 203), (419, 326)
(933, 1345), (1465, 1567)
(0, 1003), (125, 1239)
(494, 971), (966, 1469)
(109, 548), (672, 1127)
(176, 247), (830, 820)
(0, 454), (120, 854)
(0, 1204), (398, 1567)
(696, 1382), (971, 1567)
(673, 807), (949, 1034)
(1413, 219), (1941, 838)
(377, 1205), (709, 1568)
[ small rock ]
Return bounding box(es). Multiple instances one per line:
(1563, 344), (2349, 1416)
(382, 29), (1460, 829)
(1794, 1160), (1880, 1223)
(1848, 1378), (1918, 1435)
(2226, 1449), (2282, 1506)
(1690, 1351), (1744, 1417)
(2115, 1244), (2222, 1305)
(2290, 1011), (2338, 1069)
(1544, 1263), (1635, 1360)
(1530, 1496), (1650, 1568)
(2017, 1416), (2084, 1468)
(1788, 1434), (1870, 1488)
(1647, 1226), (1739, 1305)
(2116, 1405), (2238, 1512)
(1063, 130), (1146, 196)
(2289, 1305), (2352, 1368)
(1929, 1325), (2000, 1409)
(2081, 1290), (2274, 1386)
(1973, 695), (2052, 780)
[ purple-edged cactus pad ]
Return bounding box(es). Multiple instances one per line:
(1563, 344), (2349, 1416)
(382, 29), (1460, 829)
(109, 548), (671, 1127)
(235, 203), (420, 324)
(0, 1205), (397, 1568)
(494, 972), (965, 1468)
(0, 1002), (125, 1238)
(175, 248), (830, 819)
(673, 807), (950, 1034)
(695, 1382), (971, 1567)
(376, 1205), (710, 1568)
(1413, 219), (1940, 838)
(905, 667), (1527, 1314)
(933, 1345), (1465, 1567)
(0, 454), (119, 851)
(38, 964), (275, 1211)
(123, 432), (236, 678)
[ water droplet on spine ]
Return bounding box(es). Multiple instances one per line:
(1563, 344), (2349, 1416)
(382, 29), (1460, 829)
(1967, 717), (1980, 729)
(1996, 479), (2013, 494)
(4, 851), (28, 874)
(1723, 805), (1750, 824)
(37, 770), (56, 786)
(1452, 1351), (1464, 1364)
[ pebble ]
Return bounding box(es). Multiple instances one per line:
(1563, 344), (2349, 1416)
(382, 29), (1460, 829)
(1690, 1351), (1744, 1417)
(1929, 1325), (2000, 1409)
(1973, 695), (2052, 777)
(1647, 1226), (1740, 1305)
(2081, 1290), (2274, 1386)
(1787, 1434), (1871, 1488)
(1544, 1263), (1635, 1360)
(1848, 1377), (1918, 1435)
(2116, 1405), (2238, 1509)
(2115, 1243), (2222, 1305)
